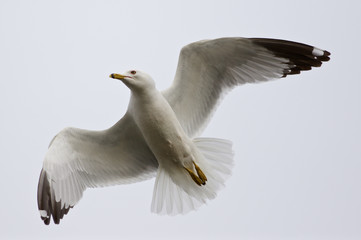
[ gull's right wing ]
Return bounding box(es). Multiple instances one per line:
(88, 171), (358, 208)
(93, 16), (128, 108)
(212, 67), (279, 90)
(37, 113), (158, 224)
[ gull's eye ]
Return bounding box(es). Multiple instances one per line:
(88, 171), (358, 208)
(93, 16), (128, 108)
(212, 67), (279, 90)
(130, 70), (136, 75)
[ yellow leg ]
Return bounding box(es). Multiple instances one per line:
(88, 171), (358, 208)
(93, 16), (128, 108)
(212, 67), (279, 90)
(184, 167), (203, 186)
(193, 161), (207, 183)
(183, 161), (207, 186)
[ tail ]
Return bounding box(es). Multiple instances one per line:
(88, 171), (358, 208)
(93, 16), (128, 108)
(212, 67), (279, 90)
(151, 137), (234, 215)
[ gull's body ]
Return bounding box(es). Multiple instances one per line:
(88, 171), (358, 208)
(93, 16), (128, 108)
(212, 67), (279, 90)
(127, 74), (191, 167)
(37, 37), (330, 224)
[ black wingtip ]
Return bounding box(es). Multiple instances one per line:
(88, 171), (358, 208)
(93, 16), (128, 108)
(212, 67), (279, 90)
(37, 169), (72, 225)
(318, 55), (330, 62)
(43, 217), (50, 225)
(250, 38), (331, 78)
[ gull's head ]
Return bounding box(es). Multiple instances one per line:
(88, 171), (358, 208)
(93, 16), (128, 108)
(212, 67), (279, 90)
(109, 70), (155, 92)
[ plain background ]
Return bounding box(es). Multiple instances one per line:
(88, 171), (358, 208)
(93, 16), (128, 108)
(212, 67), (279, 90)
(1, 0), (360, 239)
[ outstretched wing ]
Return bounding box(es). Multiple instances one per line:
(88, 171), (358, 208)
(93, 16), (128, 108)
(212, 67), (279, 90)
(37, 113), (158, 225)
(162, 37), (330, 137)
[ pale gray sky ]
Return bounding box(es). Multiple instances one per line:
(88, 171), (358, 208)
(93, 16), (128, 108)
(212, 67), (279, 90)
(1, 0), (360, 239)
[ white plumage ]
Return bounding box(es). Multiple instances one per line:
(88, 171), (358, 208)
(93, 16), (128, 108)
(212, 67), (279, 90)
(37, 37), (330, 224)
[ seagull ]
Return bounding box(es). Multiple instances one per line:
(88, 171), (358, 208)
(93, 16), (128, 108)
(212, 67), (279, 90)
(37, 37), (330, 225)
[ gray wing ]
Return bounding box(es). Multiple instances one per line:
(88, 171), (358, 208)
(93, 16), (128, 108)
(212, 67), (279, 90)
(162, 37), (330, 137)
(37, 113), (158, 225)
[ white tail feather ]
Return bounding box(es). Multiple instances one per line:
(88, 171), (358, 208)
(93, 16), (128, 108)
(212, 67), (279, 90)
(151, 137), (234, 215)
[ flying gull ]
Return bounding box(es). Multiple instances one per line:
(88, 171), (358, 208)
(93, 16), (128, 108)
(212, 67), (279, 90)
(37, 37), (330, 224)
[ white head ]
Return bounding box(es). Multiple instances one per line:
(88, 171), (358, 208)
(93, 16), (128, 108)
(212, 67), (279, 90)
(109, 70), (155, 92)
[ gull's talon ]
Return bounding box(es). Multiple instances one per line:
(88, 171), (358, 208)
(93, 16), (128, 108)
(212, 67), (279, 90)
(184, 161), (208, 186)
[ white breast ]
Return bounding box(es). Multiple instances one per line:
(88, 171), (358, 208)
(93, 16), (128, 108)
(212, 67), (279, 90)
(129, 88), (193, 166)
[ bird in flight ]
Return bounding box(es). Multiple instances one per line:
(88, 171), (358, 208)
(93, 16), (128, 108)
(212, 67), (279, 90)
(37, 37), (330, 224)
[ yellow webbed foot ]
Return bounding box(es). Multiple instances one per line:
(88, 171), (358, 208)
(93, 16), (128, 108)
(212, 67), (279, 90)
(183, 161), (207, 186)
(193, 161), (207, 183)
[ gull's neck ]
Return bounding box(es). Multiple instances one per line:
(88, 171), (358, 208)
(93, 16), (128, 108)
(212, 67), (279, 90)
(130, 86), (159, 101)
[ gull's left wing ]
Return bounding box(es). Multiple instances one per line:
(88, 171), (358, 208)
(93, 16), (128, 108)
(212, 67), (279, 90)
(162, 37), (330, 137)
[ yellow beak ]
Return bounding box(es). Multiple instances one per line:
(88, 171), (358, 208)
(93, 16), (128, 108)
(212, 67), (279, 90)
(109, 73), (126, 80)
